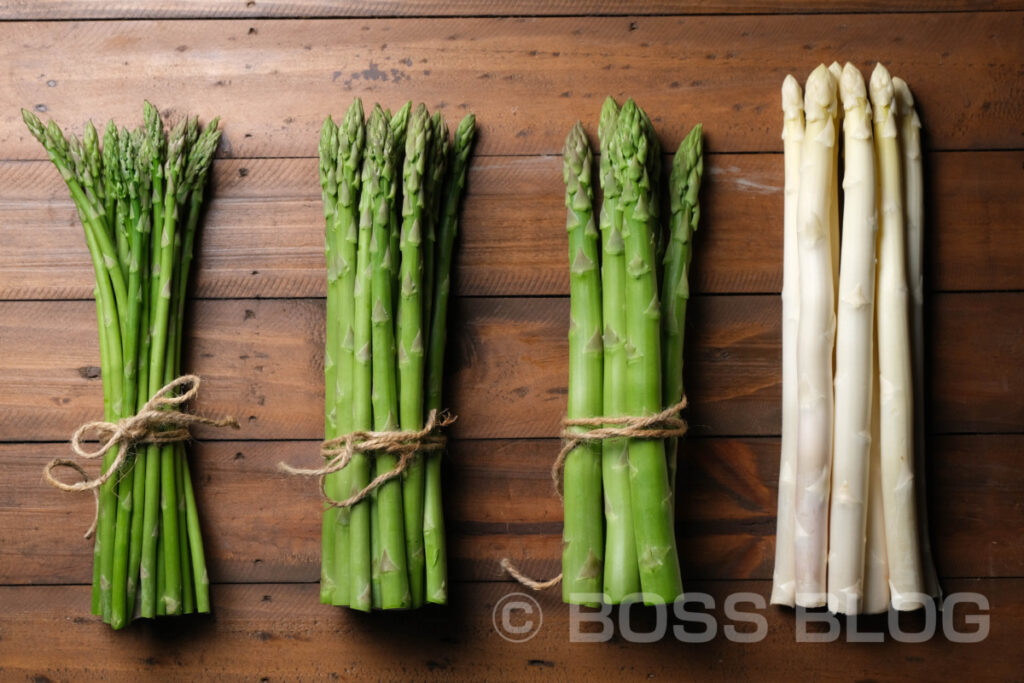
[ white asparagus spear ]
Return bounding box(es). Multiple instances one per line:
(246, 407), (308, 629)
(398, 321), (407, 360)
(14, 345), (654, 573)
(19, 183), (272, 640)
(794, 64), (838, 608)
(827, 61), (843, 301)
(869, 63), (925, 611)
(893, 77), (942, 600)
(827, 63), (877, 615)
(862, 350), (891, 614)
(771, 74), (805, 608)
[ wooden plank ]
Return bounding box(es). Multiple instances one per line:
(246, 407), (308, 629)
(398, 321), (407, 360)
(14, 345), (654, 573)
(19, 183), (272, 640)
(2, 151), (1021, 300)
(0, 293), (1020, 441)
(0, 580), (1019, 680)
(2, 436), (1019, 585)
(5, 0), (1023, 20)
(2, 15), (1022, 158)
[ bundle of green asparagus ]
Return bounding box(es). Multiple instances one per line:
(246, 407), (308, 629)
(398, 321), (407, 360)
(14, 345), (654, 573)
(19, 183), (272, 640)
(316, 100), (475, 610)
(560, 98), (703, 606)
(24, 103), (223, 629)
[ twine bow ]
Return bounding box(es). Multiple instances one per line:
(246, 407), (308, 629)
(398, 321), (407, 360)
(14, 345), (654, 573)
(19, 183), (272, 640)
(279, 409), (456, 509)
(43, 375), (239, 537)
(502, 396), (689, 590)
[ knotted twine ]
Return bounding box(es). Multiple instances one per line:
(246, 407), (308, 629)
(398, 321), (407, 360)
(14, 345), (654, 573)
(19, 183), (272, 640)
(43, 374), (240, 538)
(279, 409), (456, 508)
(501, 397), (689, 590)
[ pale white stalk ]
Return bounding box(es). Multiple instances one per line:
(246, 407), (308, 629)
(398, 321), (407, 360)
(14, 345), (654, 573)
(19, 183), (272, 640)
(870, 63), (924, 611)
(793, 64), (837, 608)
(827, 63), (877, 615)
(771, 74), (805, 608)
(894, 77), (941, 600)
(862, 353), (891, 614)
(827, 61), (843, 301)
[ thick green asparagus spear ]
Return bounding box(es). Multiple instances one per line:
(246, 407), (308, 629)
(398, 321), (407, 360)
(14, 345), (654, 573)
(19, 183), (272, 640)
(662, 125), (703, 498)
(329, 100), (366, 608)
(369, 109), (411, 610)
(423, 113), (475, 604)
(318, 116), (341, 604)
(560, 122), (604, 605)
(596, 97), (640, 603)
(156, 121), (188, 616)
(348, 106), (388, 612)
(615, 100), (682, 604)
(398, 104), (432, 608)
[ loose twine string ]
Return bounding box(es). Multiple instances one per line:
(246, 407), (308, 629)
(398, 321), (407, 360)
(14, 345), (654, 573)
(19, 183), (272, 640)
(501, 397), (688, 591)
(278, 409), (456, 509)
(42, 375), (240, 538)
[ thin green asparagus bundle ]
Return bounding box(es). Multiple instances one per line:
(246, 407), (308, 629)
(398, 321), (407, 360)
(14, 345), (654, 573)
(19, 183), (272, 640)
(559, 100), (702, 605)
(26, 103), (222, 629)
(316, 100), (475, 610)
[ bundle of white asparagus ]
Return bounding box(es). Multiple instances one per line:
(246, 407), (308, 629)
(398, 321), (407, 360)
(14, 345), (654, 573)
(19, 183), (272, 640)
(771, 62), (941, 614)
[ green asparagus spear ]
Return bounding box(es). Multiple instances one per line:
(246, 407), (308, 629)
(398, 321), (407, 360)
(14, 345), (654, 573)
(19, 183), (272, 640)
(615, 100), (682, 604)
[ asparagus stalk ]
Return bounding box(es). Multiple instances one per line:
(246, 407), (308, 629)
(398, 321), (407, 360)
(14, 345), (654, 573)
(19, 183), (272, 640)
(828, 61), (843, 301)
(616, 100), (682, 604)
(398, 104), (432, 608)
(869, 63), (924, 611)
(424, 113), (475, 605)
(319, 117), (341, 604)
(347, 106), (388, 612)
(863, 350), (891, 614)
(771, 75), (804, 608)
(369, 108), (412, 610)
(330, 100), (366, 608)
(827, 63), (878, 615)
(560, 122), (604, 605)
(422, 113), (450, 348)
(893, 77), (941, 601)
(793, 64), (837, 608)
(597, 97), (639, 603)
(661, 124), (702, 504)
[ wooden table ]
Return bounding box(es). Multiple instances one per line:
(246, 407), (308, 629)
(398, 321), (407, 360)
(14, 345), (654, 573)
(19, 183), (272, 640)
(1, 2), (1022, 680)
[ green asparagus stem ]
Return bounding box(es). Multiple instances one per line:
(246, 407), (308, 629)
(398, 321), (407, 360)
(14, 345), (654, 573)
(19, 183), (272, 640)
(423, 113), (475, 604)
(662, 125), (703, 499)
(369, 111), (412, 610)
(318, 116), (341, 604)
(388, 101), (413, 306)
(327, 100), (366, 608)
(397, 104), (432, 608)
(347, 107), (389, 612)
(560, 122), (604, 606)
(157, 121), (188, 616)
(422, 113), (449, 340)
(615, 101), (683, 604)
(596, 97), (641, 603)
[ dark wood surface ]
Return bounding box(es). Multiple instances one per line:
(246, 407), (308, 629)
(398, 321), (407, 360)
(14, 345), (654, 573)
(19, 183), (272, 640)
(1, 4), (1022, 681)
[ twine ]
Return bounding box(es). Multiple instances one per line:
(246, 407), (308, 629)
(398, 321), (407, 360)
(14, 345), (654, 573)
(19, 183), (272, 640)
(552, 396), (688, 497)
(43, 375), (240, 537)
(279, 409), (456, 509)
(501, 396), (688, 591)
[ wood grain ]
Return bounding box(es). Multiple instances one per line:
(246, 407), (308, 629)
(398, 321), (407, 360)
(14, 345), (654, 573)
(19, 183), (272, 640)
(2, 151), (1021, 300)
(3, 436), (1020, 586)
(1, 294), (1019, 442)
(2, 15), (1022, 159)
(5, 0), (1023, 20)
(0, 580), (1019, 681)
